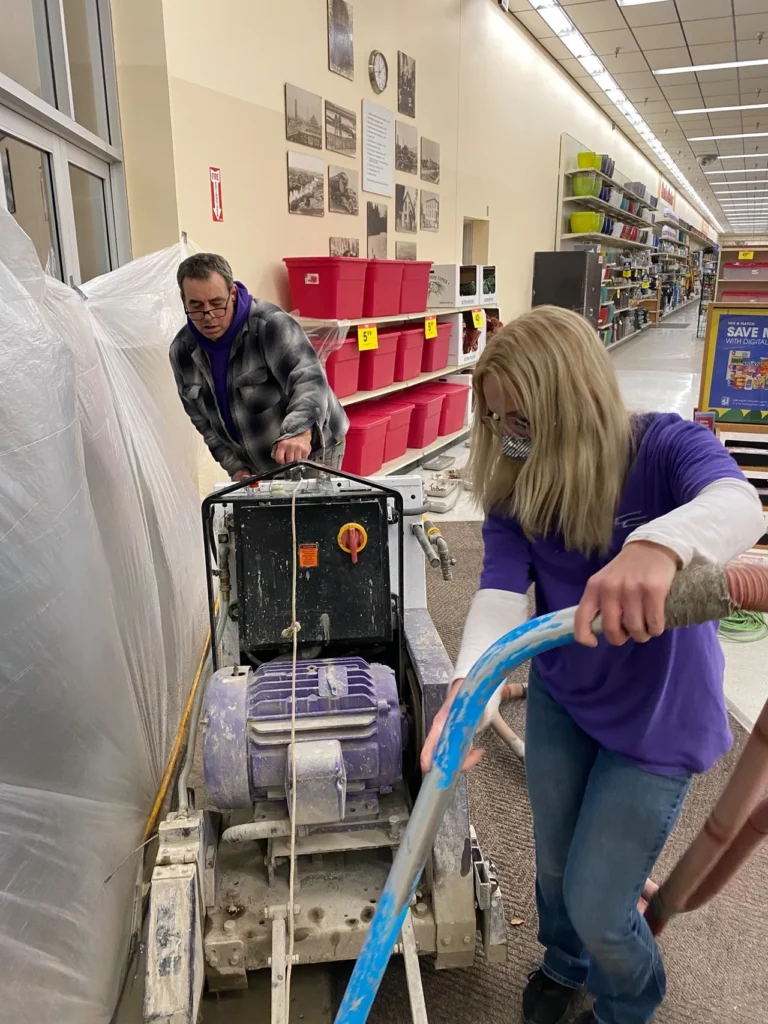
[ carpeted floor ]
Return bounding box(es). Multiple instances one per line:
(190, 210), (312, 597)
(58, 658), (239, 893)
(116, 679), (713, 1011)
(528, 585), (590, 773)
(333, 521), (768, 1024)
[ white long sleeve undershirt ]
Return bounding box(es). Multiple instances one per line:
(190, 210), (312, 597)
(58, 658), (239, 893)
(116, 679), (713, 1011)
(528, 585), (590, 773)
(452, 477), (765, 732)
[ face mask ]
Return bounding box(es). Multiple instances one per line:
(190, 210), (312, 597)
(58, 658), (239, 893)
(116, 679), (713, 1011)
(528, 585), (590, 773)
(501, 435), (532, 461)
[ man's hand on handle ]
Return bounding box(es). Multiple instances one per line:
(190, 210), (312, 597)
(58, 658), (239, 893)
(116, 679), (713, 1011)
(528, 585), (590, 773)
(272, 429), (312, 465)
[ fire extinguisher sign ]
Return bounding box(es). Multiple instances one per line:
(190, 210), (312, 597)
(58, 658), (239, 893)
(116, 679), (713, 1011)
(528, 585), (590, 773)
(210, 167), (223, 222)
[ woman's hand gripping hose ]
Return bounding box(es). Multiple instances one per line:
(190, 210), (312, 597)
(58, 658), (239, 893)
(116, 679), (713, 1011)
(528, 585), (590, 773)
(334, 563), (768, 1024)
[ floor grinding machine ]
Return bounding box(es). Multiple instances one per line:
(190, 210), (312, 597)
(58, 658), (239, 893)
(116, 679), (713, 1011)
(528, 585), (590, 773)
(143, 466), (507, 1024)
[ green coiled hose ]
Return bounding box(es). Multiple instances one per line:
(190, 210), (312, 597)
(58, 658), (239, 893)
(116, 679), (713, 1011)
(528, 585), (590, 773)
(718, 610), (768, 643)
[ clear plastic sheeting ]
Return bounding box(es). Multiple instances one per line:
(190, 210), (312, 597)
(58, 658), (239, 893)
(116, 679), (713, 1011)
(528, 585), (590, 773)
(293, 314), (352, 365)
(0, 212), (207, 1024)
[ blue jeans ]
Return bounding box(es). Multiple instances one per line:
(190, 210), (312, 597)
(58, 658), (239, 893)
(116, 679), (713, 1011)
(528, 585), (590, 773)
(525, 670), (692, 1024)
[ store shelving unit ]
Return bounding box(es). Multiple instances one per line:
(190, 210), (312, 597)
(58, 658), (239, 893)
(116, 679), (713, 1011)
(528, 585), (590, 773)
(341, 362), (477, 407)
(560, 233), (654, 250)
(297, 303), (496, 330)
(380, 427), (470, 476)
(563, 168), (654, 211)
(712, 241), (768, 305)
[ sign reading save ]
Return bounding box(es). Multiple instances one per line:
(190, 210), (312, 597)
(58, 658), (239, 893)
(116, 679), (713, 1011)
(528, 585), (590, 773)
(357, 325), (378, 351)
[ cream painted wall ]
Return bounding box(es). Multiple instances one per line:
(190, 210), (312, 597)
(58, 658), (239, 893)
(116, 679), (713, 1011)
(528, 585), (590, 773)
(114, 0), (717, 317)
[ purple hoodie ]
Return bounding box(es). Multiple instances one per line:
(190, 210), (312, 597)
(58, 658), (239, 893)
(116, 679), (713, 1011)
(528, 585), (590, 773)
(187, 281), (252, 440)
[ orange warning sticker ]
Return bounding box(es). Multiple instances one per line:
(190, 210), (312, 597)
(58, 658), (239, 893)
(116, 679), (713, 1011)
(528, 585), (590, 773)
(299, 543), (319, 568)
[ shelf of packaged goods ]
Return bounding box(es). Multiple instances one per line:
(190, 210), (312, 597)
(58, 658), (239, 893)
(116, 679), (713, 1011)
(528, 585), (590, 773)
(564, 169), (654, 210)
(658, 296), (699, 320)
(563, 194), (655, 230)
(341, 362), (477, 408)
(605, 322), (653, 352)
(600, 301), (615, 309)
(381, 427), (470, 476)
(561, 233), (654, 250)
(297, 304), (497, 330)
(604, 281), (646, 289)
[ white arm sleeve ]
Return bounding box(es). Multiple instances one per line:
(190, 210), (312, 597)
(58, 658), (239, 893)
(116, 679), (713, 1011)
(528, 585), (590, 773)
(453, 588), (528, 733)
(624, 477), (764, 567)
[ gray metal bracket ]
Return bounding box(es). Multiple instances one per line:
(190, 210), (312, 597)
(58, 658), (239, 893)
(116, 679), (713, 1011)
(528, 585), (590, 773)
(470, 826), (508, 964)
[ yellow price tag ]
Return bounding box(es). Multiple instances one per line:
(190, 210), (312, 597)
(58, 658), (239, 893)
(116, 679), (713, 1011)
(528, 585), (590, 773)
(424, 316), (438, 340)
(471, 308), (484, 329)
(739, 250), (755, 261)
(642, 280), (650, 288)
(357, 324), (378, 351)
(623, 270), (632, 278)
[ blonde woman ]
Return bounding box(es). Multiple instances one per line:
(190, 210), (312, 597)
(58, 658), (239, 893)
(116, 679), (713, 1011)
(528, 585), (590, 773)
(421, 306), (764, 1024)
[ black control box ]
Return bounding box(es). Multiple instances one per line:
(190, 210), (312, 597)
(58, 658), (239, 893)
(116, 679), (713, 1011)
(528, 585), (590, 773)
(233, 492), (392, 650)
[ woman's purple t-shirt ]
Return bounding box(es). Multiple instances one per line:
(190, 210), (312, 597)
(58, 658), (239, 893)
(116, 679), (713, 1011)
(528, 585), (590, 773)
(480, 413), (745, 776)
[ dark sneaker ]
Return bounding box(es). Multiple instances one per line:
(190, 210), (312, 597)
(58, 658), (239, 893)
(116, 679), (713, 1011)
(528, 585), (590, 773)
(522, 968), (578, 1024)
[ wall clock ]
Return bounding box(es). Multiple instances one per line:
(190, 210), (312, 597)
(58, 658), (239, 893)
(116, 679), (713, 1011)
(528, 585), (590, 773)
(368, 50), (388, 94)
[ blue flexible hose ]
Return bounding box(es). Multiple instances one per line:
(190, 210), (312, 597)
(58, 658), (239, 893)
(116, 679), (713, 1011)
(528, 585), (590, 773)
(334, 606), (579, 1024)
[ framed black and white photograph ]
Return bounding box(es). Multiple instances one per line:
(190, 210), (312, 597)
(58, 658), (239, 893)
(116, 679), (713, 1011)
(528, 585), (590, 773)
(395, 184), (417, 234)
(288, 151), (325, 217)
(395, 121), (418, 174)
(327, 0), (354, 80)
(330, 236), (360, 257)
(285, 84), (323, 150)
(325, 101), (357, 158)
(395, 241), (417, 260)
(1, 147), (15, 215)
(420, 189), (439, 232)
(329, 165), (359, 215)
(367, 201), (388, 258)
(397, 51), (416, 118)
(420, 137), (440, 185)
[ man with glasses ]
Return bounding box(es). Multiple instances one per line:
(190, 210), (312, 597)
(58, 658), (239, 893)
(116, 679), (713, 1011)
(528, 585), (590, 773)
(170, 252), (348, 480)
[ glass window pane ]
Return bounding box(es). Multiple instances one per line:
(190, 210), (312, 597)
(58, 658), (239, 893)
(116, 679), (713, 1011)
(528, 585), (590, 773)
(1, 134), (63, 280)
(68, 163), (111, 282)
(0, 0), (56, 105)
(62, 0), (110, 140)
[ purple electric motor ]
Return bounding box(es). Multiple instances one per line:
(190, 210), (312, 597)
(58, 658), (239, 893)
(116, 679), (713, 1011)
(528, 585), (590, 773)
(202, 656), (403, 821)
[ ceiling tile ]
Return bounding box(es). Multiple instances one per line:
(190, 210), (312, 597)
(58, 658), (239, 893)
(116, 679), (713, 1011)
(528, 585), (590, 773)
(676, 0), (733, 19)
(689, 42), (738, 65)
(735, 14), (768, 38)
(735, 0), (768, 15)
(736, 39), (768, 61)
(683, 18), (736, 47)
(633, 23), (686, 51)
(557, 58), (592, 80)
(612, 71), (659, 89)
(738, 65), (768, 80)
(582, 28), (639, 55)
(540, 36), (578, 62)
(659, 83), (706, 100)
(646, 48), (692, 72)
(623, 85), (667, 102)
(634, 99), (673, 115)
(567, 1), (626, 34)
(694, 68), (740, 83)
(512, 10), (555, 38)
(676, 94), (742, 109)
(619, 1), (679, 29)
(501, 0), (532, 9)
(599, 50), (652, 74)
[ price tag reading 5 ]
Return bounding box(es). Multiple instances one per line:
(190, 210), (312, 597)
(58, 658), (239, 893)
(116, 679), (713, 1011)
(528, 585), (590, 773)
(357, 325), (378, 351)
(471, 308), (484, 329)
(739, 250), (755, 261)
(424, 316), (438, 339)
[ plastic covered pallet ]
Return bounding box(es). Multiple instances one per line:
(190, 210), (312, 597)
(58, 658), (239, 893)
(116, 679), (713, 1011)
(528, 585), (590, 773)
(0, 212), (208, 1023)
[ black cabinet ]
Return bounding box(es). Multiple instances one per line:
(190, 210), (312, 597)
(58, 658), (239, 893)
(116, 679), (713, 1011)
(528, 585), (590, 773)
(532, 250), (603, 328)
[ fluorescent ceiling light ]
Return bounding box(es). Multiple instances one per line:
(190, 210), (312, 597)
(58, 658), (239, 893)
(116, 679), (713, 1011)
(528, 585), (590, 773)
(524, 0), (722, 232)
(676, 103), (768, 116)
(716, 153), (768, 161)
(655, 59), (768, 76)
(712, 180), (768, 185)
(706, 169), (768, 175)
(617, 0), (668, 6)
(715, 188), (768, 194)
(688, 133), (768, 141)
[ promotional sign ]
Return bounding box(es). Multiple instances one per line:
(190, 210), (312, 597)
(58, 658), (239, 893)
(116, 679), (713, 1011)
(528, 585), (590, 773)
(209, 167), (223, 222)
(701, 308), (768, 422)
(660, 178), (675, 207)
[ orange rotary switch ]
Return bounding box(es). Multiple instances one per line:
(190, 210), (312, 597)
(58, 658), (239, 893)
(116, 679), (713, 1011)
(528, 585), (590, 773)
(337, 522), (368, 565)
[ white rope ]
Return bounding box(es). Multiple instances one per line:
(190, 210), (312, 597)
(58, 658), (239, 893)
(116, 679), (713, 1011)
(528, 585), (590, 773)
(281, 479), (304, 1023)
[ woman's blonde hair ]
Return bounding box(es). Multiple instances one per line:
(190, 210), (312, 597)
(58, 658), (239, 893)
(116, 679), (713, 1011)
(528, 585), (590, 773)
(469, 305), (632, 556)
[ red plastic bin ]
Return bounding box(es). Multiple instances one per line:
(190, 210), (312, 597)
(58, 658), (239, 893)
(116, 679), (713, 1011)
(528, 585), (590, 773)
(416, 382), (470, 435)
(400, 261), (433, 314)
(363, 261), (406, 318)
(342, 408), (390, 477)
(366, 398), (415, 462)
(324, 336), (361, 399)
(358, 329), (400, 391)
(395, 327), (425, 382)
(389, 390), (443, 449)
(421, 321), (452, 372)
(283, 256), (369, 319)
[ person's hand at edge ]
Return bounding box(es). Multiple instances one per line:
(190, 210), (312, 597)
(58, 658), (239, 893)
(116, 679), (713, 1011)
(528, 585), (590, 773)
(272, 429), (312, 465)
(420, 678), (485, 774)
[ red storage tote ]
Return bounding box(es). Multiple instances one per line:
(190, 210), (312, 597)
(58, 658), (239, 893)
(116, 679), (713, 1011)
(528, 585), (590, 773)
(417, 382), (470, 435)
(399, 260), (433, 314)
(421, 321), (452, 372)
(324, 336), (361, 399)
(363, 260), (405, 317)
(358, 329), (400, 391)
(342, 408), (390, 477)
(394, 327), (425, 382)
(723, 262), (768, 281)
(389, 391), (443, 449)
(367, 398), (414, 462)
(283, 256), (369, 319)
